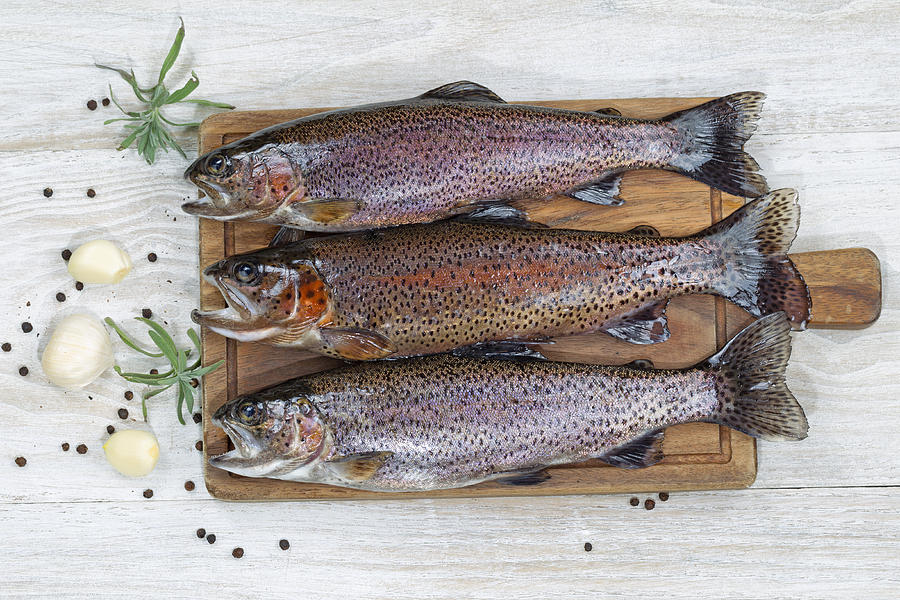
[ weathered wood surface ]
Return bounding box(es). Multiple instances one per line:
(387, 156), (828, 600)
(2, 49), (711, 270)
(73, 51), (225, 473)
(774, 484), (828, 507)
(197, 101), (880, 501)
(1, 1), (898, 597)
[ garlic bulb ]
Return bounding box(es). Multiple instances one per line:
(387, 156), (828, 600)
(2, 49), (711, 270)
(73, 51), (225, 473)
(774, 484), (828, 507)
(41, 314), (114, 388)
(103, 430), (160, 477)
(67, 239), (133, 284)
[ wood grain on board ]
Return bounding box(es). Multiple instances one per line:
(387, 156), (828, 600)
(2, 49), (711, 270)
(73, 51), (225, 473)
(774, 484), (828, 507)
(197, 98), (881, 501)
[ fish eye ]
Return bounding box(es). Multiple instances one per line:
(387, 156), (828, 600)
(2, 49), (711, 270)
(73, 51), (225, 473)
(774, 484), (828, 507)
(205, 153), (229, 176)
(237, 401), (260, 424)
(233, 261), (259, 284)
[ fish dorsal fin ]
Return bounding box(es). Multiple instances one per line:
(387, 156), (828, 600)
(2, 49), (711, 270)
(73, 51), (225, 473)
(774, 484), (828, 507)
(320, 327), (398, 360)
(599, 430), (665, 469)
(454, 203), (546, 228)
(421, 81), (507, 104)
(326, 451), (393, 482)
(290, 198), (362, 224)
(623, 358), (655, 370)
(269, 226), (306, 247)
(565, 173), (625, 206)
(452, 341), (548, 361)
(594, 107), (622, 117)
(602, 300), (670, 345)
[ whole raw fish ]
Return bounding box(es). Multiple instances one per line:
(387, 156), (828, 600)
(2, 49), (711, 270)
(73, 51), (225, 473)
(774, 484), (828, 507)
(193, 189), (810, 360)
(209, 313), (807, 491)
(183, 81), (767, 231)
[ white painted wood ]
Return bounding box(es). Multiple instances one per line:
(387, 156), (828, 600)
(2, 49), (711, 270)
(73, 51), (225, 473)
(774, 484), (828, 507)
(0, 0), (898, 596)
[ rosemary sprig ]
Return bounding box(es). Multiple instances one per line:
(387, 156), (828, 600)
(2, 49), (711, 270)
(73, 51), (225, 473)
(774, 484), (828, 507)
(105, 317), (224, 425)
(96, 18), (234, 164)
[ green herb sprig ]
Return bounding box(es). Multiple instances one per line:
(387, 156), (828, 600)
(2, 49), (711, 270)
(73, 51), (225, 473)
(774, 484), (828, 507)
(96, 18), (234, 164)
(105, 317), (224, 424)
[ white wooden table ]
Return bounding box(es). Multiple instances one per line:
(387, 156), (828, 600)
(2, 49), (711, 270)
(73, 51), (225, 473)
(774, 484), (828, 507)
(1, 2), (898, 598)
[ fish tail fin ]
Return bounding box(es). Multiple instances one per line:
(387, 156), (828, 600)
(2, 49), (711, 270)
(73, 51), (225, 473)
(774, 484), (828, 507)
(701, 188), (811, 329)
(700, 312), (808, 441)
(664, 92), (768, 197)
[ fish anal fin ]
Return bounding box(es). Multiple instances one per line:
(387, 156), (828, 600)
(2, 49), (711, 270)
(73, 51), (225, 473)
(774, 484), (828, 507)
(455, 203), (546, 228)
(566, 174), (624, 206)
(421, 81), (506, 104)
(599, 430), (665, 469)
(602, 300), (670, 345)
(291, 198), (362, 224)
(320, 327), (397, 360)
(495, 469), (551, 486)
(326, 451), (393, 482)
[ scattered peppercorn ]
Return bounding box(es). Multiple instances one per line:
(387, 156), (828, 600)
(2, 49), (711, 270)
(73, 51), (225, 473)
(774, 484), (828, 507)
(43, 188), (53, 198)
(76, 444), (87, 454)
(659, 492), (669, 502)
(61, 249), (72, 261)
(21, 322), (33, 333)
(141, 308), (152, 319)
(629, 497), (639, 507)
(124, 390), (133, 401)
(192, 413), (202, 424)
(232, 547), (244, 559)
(190, 378), (199, 388)
(196, 528), (206, 538)
(118, 408), (128, 419)
(149, 368), (158, 375)
(18, 366), (28, 376)
(644, 499), (655, 511)
(87, 99), (97, 110)
(206, 534), (216, 544)
(15, 456), (27, 467)
(147, 252), (157, 262)
(75, 281), (84, 291)
(195, 440), (203, 452)
(61, 443), (70, 451)
(2, 342), (10, 352)
(101, 98), (110, 107)
(86, 188), (96, 198)
(106, 425), (115, 435)
(583, 542), (592, 552)
(184, 480), (195, 491)
(143, 489), (153, 499)
(56, 292), (66, 302)
(279, 539), (290, 551)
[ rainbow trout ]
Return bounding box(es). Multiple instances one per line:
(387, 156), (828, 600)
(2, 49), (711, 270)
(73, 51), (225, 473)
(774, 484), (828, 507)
(209, 313), (807, 491)
(183, 81), (767, 231)
(193, 189), (810, 360)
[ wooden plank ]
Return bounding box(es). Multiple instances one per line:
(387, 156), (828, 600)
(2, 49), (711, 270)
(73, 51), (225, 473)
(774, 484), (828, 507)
(196, 99), (879, 501)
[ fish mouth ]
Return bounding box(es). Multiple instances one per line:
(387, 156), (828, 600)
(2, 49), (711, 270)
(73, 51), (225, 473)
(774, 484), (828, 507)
(182, 175), (253, 220)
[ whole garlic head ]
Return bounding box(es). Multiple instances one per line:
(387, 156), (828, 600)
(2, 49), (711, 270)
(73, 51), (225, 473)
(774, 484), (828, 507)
(67, 240), (132, 284)
(41, 314), (115, 388)
(103, 430), (160, 477)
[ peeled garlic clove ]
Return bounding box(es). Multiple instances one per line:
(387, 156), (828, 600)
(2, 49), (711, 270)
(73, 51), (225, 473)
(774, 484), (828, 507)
(103, 430), (160, 477)
(41, 314), (114, 388)
(67, 239), (132, 284)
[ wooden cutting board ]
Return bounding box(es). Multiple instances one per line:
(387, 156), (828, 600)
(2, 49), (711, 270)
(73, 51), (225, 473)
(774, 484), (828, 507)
(196, 97), (882, 501)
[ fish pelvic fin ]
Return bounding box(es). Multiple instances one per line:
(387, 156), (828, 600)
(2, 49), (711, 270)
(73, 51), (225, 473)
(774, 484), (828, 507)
(701, 312), (808, 441)
(703, 188), (811, 329)
(664, 91), (768, 197)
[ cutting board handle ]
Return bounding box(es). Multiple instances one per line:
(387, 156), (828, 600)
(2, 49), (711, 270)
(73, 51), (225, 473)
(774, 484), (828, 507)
(791, 247), (881, 329)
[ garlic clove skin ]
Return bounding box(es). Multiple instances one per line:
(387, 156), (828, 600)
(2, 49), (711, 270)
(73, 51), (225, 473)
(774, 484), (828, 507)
(103, 430), (160, 477)
(41, 314), (115, 389)
(67, 240), (133, 284)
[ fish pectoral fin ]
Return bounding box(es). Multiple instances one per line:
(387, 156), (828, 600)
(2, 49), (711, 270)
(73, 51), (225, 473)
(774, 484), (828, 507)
(454, 202), (547, 228)
(599, 430), (666, 469)
(495, 469), (551, 486)
(326, 451), (393, 482)
(601, 300), (670, 345)
(268, 226), (306, 247)
(565, 174), (625, 206)
(319, 327), (398, 360)
(290, 198), (362, 224)
(594, 107), (623, 117)
(452, 341), (548, 361)
(420, 81), (507, 104)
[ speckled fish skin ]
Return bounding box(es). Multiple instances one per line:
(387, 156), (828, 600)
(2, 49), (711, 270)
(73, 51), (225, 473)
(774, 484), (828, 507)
(192, 189), (811, 360)
(209, 314), (807, 491)
(183, 82), (767, 231)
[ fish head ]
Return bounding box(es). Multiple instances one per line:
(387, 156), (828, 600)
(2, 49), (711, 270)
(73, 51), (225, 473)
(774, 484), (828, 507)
(192, 249), (330, 344)
(209, 388), (329, 479)
(182, 141), (305, 222)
